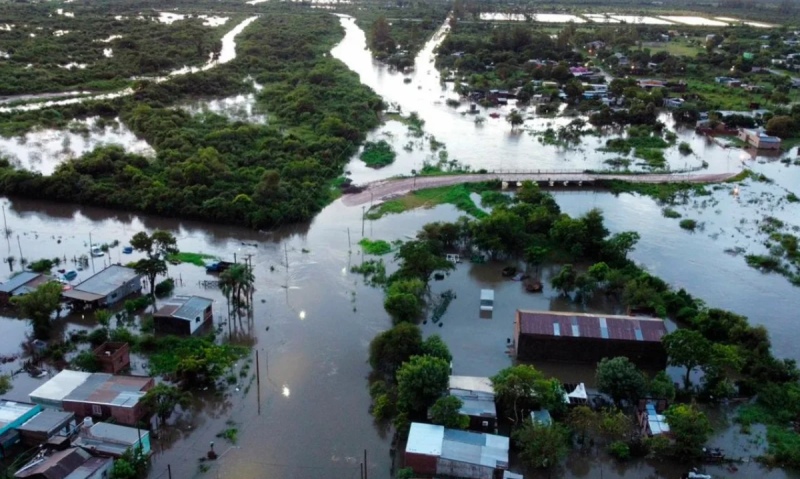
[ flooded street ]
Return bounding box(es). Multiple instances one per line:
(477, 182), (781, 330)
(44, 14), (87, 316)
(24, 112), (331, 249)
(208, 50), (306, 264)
(0, 9), (798, 479)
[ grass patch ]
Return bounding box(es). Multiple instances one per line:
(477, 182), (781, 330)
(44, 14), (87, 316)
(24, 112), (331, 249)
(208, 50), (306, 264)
(360, 140), (396, 168)
(166, 252), (216, 267)
(216, 427), (239, 444)
(679, 219), (697, 230)
(745, 254), (782, 272)
(662, 207), (682, 218)
(359, 238), (392, 255)
(642, 40), (702, 57)
(634, 147), (666, 169)
(366, 183), (493, 219)
(787, 193), (799, 203)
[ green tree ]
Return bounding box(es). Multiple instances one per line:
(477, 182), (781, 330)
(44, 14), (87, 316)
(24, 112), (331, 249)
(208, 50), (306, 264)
(766, 115), (795, 139)
(596, 357), (647, 406)
(506, 109), (524, 130)
(219, 263), (255, 314)
(551, 264), (577, 296)
(0, 375), (11, 395)
(384, 278), (425, 323)
(72, 351), (100, 372)
(430, 396), (469, 429)
(396, 355), (450, 414)
(394, 240), (454, 286)
(662, 329), (711, 390)
(567, 405), (597, 446)
(130, 230), (178, 301)
(370, 16), (396, 54)
(513, 419), (569, 469)
(109, 459), (137, 479)
(422, 335), (452, 363)
(368, 323), (423, 378)
(142, 383), (191, 424)
(11, 281), (63, 340)
(649, 371), (676, 401)
(491, 365), (562, 424)
(664, 403), (712, 458)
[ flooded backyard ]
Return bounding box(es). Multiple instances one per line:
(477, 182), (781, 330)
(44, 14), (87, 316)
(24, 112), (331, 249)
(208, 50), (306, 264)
(0, 9), (798, 479)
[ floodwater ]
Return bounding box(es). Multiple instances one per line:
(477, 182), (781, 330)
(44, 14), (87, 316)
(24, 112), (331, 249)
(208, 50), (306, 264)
(0, 9), (797, 479)
(0, 117), (154, 175)
(0, 16), (258, 113)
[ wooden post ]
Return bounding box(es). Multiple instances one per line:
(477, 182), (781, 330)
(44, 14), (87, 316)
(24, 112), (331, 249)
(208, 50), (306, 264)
(167, 465), (172, 479)
(256, 350), (261, 416)
(364, 449), (368, 479)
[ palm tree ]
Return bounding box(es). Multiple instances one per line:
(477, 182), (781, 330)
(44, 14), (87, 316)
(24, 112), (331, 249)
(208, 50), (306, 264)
(220, 263), (255, 316)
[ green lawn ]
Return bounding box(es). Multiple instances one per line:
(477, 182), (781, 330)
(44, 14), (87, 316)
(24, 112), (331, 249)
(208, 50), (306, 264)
(166, 252), (217, 267)
(643, 41), (703, 57)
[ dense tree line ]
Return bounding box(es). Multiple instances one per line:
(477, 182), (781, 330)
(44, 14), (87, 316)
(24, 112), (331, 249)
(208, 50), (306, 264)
(0, 12), (383, 229)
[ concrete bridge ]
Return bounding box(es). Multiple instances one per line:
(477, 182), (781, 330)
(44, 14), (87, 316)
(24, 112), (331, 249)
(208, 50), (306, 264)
(341, 170), (740, 206)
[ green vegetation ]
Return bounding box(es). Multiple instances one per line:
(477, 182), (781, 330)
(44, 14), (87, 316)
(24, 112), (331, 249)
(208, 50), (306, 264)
(679, 219), (698, 230)
(217, 426), (239, 445)
(145, 335), (247, 386)
(359, 140), (396, 168)
(662, 207), (682, 218)
(358, 238), (392, 255)
(11, 281), (63, 339)
(0, 12), (382, 230)
(0, 375), (11, 395)
(366, 182), (496, 220)
(166, 252), (216, 266)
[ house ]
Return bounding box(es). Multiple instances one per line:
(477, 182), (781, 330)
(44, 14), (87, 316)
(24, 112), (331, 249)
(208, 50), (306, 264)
(14, 447), (112, 479)
(638, 79), (665, 89)
(585, 40), (605, 51)
(514, 310), (668, 369)
(569, 66), (592, 77)
(61, 265), (142, 309)
(612, 52), (629, 66)
(16, 410), (78, 448)
(449, 376), (496, 432)
(404, 423), (509, 479)
(93, 342), (130, 374)
(30, 371), (154, 426)
(738, 128), (782, 150)
(0, 272), (51, 305)
(0, 400), (41, 456)
(73, 419), (151, 458)
(153, 296), (214, 336)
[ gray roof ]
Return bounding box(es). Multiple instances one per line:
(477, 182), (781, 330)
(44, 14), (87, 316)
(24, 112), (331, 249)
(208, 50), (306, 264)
(18, 410), (75, 435)
(14, 447), (92, 479)
(451, 392), (497, 419)
(156, 295), (212, 322)
(0, 400), (39, 430)
(0, 272), (41, 293)
(406, 422), (508, 469)
(70, 265), (139, 297)
(63, 373), (149, 409)
(73, 423), (148, 457)
(63, 457), (112, 479)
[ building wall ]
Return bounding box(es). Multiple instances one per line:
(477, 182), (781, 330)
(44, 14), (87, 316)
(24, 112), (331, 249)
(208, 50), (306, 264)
(62, 400), (148, 427)
(153, 316), (191, 336)
(96, 345), (130, 374)
(467, 414), (496, 432)
(515, 333), (667, 369)
(436, 458), (496, 479)
(404, 452), (438, 475)
(102, 277), (142, 306)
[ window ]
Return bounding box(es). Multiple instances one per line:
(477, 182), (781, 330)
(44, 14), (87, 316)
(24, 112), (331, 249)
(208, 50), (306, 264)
(195, 317), (201, 323)
(482, 421), (489, 427)
(92, 404), (102, 416)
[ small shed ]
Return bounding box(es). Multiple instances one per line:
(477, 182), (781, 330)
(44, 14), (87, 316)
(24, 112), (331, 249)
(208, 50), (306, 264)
(61, 265), (142, 309)
(73, 420), (151, 458)
(92, 342), (130, 374)
(0, 272), (50, 305)
(0, 400), (41, 456)
(530, 409), (552, 426)
(479, 290), (494, 312)
(14, 447), (112, 479)
(449, 376), (497, 432)
(153, 296), (213, 336)
(405, 423), (509, 479)
(16, 410), (77, 448)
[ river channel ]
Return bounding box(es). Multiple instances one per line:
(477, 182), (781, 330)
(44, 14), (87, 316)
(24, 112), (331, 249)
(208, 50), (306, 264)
(0, 10), (798, 479)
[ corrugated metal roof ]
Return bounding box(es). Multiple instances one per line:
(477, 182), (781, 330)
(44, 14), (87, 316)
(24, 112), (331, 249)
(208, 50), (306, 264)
(155, 296), (213, 333)
(449, 376), (494, 396)
(18, 410), (75, 434)
(407, 422), (444, 456)
(65, 373), (150, 409)
(63, 456), (112, 479)
(0, 272), (41, 293)
(454, 395), (496, 419)
(516, 310), (666, 343)
(61, 290), (104, 302)
(0, 400), (39, 430)
(14, 447), (92, 479)
(70, 265), (139, 296)
(85, 422), (145, 445)
(30, 370), (92, 404)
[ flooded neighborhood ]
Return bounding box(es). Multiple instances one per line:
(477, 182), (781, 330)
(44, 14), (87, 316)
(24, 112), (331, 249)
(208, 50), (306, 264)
(0, 1), (799, 478)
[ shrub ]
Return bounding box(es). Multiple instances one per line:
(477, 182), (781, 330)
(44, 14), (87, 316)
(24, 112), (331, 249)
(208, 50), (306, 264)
(28, 259), (54, 273)
(678, 142), (693, 155)
(679, 219), (697, 230)
(360, 140), (396, 168)
(608, 441), (631, 460)
(662, 207), (682, 219)
(154, 278), (174, 297)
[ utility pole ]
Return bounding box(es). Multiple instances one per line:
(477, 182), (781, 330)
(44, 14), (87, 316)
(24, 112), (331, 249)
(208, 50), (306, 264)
(16, 235), (23, 263)
(284, 243), (289, 271)
(347, 227), (351, 253)
(363, 449), (368, 479)
(361, 206), (366, 237)
(256, 350), (261, 415)
(89, 232), (95, 273)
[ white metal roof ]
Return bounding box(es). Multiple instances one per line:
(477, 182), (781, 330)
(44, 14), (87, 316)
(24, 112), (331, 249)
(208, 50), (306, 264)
(406, 422), (444, 456)
(567, 383), (587, 400)
(480, 289), (494, 301)
(449, 376), (494, 395)
(0, 400), (38, 429)
(29, 370), (91, 404)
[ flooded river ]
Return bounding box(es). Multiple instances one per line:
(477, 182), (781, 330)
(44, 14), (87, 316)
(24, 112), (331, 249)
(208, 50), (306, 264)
(0, 10), (798, 479)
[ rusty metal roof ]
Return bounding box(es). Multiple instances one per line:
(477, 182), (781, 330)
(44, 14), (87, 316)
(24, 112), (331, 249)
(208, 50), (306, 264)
(64, 373), (150, 409)
(516, 310), (666, 343)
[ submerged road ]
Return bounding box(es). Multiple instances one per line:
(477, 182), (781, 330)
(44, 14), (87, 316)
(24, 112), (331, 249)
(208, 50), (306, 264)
(341, 171), (741, 206)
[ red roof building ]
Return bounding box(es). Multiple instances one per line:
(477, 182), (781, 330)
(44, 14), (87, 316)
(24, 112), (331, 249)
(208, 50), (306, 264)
(514, 310), (668, 369)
